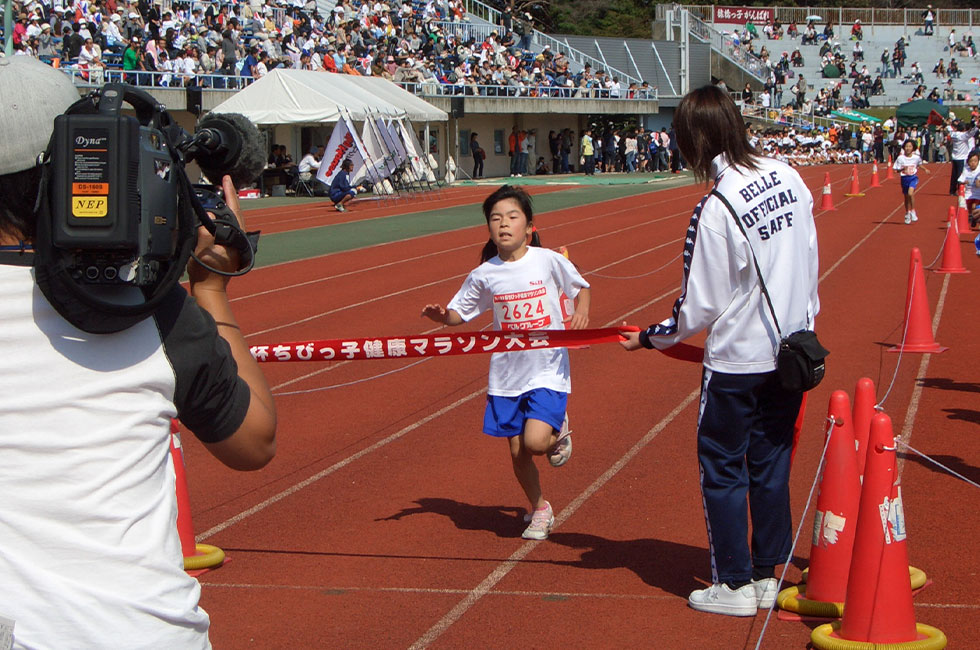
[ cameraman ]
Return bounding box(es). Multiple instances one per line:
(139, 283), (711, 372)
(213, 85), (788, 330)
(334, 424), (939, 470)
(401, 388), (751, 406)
(0, 57), (276, 648)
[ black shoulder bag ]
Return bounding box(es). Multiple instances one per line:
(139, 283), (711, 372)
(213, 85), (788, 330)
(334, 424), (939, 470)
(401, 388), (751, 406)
(712, 190), (829, 392)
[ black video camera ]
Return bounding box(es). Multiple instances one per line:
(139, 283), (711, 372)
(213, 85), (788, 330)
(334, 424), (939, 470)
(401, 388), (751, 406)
(34, 83), (264, 334)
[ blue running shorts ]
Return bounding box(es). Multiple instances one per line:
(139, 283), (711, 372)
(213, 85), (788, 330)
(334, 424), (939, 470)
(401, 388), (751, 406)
(483, 388), (567, 438)
(900, 175), (918, 195)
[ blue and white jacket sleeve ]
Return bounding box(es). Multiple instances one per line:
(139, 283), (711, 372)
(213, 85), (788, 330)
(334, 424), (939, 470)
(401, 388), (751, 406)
(638, 196), (740, 350)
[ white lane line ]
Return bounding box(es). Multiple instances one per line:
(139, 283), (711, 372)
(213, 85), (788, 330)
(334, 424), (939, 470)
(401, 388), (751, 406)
(235, 197), (691, 306)
(203, 582), (676, 601)
(897, 273), (951, 476)
(196, 388), (487, 542)
(200, 290), (683, 539)
(201, 582), (980, 609)
(409, 389), (699, 650)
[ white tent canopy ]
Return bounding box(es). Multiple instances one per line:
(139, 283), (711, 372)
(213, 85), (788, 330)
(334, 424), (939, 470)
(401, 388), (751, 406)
(210, 69), (447, 125)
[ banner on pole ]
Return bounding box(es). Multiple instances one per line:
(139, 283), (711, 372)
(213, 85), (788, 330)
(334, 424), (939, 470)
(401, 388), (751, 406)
(317, 116), (368, 186)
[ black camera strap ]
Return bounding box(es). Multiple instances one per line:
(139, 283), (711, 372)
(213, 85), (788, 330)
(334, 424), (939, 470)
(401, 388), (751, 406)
(710, 189), (784, 339)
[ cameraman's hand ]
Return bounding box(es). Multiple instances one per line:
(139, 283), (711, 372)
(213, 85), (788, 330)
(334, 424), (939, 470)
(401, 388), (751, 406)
(187, 175), (243, 292)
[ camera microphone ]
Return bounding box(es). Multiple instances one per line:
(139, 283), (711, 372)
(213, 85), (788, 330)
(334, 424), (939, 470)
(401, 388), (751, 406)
(189, 112), (266, 189)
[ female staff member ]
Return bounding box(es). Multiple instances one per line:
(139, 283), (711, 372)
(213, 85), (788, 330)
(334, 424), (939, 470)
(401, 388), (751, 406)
(620, 85), (820, 617)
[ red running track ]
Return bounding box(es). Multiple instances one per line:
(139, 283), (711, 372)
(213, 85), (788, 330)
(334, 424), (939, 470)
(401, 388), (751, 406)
(178, 164), (979, 648)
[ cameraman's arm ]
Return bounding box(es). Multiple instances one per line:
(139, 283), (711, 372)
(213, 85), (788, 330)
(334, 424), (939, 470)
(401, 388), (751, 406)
(188, 175), (277, 470)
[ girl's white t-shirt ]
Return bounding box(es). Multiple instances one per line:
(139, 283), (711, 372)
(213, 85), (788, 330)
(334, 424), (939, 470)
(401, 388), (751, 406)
(893, 153), (923, 177)
(957, 164), (980, 200)
(448, 246), (589, 396)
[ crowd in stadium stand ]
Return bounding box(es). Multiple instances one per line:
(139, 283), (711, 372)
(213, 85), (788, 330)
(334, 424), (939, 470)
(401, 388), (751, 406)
(726, 13), (977, 113)
(2, 0), (654, 98)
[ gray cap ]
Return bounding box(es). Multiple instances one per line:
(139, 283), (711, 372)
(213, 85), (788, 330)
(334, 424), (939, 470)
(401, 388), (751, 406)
(0, 57), (79, 175)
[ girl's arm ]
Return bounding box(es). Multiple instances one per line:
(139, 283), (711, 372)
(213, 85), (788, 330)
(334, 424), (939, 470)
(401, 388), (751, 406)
(421, 304), (464, 326)
(568, 287), (590, 330)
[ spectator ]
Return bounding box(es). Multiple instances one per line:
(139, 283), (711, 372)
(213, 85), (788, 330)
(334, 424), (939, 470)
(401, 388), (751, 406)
(933, 58), (946, 78)
(580, 127), (595, 175)
(470, 132), (484, 179)
(851, 20), (863, 41)
(923, 5), (935, 36)
(948, 58), (961, 79)
(742, 82), (754, 104)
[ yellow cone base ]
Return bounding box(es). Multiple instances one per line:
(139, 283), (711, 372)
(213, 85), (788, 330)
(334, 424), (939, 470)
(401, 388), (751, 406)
(811, 621), (947, 650)
(184, 543), (226, 571)
(800, 566), (927, 590)
(777, 585), (845, 618)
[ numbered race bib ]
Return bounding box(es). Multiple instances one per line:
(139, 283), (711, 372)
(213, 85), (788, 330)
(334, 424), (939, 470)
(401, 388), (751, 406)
(903, 165), (916, 176)
(493, 287), (552, 331)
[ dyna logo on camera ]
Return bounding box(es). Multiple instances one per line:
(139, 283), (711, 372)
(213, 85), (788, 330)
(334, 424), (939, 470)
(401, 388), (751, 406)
(75, 135), (108, 147)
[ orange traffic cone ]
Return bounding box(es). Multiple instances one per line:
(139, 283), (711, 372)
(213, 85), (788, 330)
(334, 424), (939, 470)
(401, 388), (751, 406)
(851, 378), (876, 480)
(811, 413), (947, 648)
(933, 212), (969, 274)
(777, 392), (862, 619)
(869, 162), (881, 188)
(819, 172), (836, 211)
(887, 248), (947, 353)
(790, 392), (807, 468)
(844, 164), (865, 197)
(886, 161), (895, 180)
(170, 420), (226, 573)
(956, 184), (970, 233)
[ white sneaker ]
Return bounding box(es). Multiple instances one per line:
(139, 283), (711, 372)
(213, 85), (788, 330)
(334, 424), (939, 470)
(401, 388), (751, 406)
(911, 211), (918, 222)
(522, 501), (554, 540)
(904, 213), (912, 224)
(688, 583), (758, 616)
(547, 416), (572, 467)
(751, 578), (778, 609)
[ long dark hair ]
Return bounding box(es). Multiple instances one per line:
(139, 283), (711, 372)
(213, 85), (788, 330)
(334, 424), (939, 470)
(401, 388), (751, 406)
(0, 167), (42, 241)
(674, 84), (759, 183)
(479, 185), (541, 263)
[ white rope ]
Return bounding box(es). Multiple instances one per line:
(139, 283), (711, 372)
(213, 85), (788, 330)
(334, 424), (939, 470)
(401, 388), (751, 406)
(587, 252), (683, 280)
(273, 358), (432, 396)
(924, 217), (953, 269)
(875, 257), (917, 410)
(895, 439), (980, 490)
(753, 416), (837, 650)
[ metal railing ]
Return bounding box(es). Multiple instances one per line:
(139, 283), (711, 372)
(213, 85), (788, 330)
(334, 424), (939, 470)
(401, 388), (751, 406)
(659, 5), (979, 29)
(396, 80), (658, 100)
(59, 66), (257, 90)
(681, 10), (768, 83)
(460, 0), (641, 86)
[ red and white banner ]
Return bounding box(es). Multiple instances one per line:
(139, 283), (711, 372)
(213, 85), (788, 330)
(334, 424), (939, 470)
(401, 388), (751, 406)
(317, 116), (368, 187)
(713, 6), (773, 25)
(250, 327), (637, 363)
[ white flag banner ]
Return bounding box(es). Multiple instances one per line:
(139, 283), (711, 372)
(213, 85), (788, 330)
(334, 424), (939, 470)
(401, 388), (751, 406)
(398, 120), (426, 178)
(316, 116), (367, 187)
(361, 119), (396, 179)
(385, 120), (408, 166)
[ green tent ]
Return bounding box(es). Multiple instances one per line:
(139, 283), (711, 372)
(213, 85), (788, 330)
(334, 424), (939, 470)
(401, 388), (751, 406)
(822, 64), (840, 79)
(895, 99), (949, 128)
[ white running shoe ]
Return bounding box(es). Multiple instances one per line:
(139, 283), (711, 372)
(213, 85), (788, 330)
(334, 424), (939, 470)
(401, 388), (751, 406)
(904, 213), (912, 224)
(911, 211), (918, 222)
(521, 502), (554, 540)
(751, 578), (778, 609)
(688, 583), (758, 616)
(547, 416), (572, 467)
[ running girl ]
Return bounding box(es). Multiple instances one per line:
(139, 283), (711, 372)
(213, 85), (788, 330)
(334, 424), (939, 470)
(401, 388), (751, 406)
(421, 185), (591, 540)
(893, 139), (927, 224)
(956, 150), (980, 230)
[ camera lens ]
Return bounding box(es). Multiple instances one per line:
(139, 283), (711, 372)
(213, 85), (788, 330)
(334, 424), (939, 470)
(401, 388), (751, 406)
(85, 266), (100, 281)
